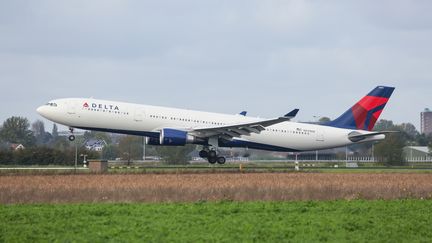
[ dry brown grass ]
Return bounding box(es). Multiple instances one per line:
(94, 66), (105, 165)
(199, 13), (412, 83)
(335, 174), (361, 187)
(1, 173), (432, 204)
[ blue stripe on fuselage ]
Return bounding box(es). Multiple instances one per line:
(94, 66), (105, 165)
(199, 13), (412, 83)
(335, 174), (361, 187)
(219, 139), (300, 152)
(73, 126), (160, 138)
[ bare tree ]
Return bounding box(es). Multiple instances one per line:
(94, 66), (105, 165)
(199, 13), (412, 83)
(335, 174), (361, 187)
(32, 120), (45, 137)
(32, 120), (52, 145)
(52, 124), (59, 138)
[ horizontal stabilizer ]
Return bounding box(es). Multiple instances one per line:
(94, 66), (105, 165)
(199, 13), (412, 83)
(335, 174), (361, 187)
(348, 131), (399, 142)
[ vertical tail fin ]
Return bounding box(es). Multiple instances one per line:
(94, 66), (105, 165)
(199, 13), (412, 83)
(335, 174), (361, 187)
(325, 86), (395, 131)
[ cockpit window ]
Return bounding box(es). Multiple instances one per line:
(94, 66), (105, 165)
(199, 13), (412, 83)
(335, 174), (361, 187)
(45, 102), (58, 107)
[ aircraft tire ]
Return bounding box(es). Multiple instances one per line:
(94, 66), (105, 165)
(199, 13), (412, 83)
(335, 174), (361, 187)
(199, 150), (209, 158)
(217, 157), (226, 165)
(208, 157), (217, 164)
(68, 135), (76, 141)
(208, 150), (217, 158)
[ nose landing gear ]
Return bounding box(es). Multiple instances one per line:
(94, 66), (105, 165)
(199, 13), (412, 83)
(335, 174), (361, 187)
(199, 146), (226, 165)
(68, 128), (76, 141)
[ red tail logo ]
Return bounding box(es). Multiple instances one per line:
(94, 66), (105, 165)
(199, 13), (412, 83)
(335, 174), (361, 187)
(352, 96), (389, 131)
(325, 86), (395, 131)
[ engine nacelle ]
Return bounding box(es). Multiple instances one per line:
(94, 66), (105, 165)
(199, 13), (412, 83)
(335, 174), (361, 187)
(146, 137), (161, 145)
(146, 129), (206, 146)
(160, 128), (190, 146)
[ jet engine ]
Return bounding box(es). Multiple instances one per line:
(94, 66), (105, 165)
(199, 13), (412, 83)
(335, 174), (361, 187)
(146, 128), (205, 146)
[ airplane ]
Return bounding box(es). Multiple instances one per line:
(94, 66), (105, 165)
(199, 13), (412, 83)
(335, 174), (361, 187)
(37, 86), (395, 164)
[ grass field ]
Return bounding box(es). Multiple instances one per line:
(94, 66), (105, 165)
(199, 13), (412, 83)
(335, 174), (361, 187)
(2, 172), (432, 242)
(2, 173), (432, 203)
(1, 200), (431, 242)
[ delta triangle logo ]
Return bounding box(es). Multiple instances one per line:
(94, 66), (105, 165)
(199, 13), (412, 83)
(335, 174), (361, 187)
(82, 102), (121, 111)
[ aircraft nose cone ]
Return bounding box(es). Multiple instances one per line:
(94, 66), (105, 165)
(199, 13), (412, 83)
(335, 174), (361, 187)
(36, 106), (47, 117)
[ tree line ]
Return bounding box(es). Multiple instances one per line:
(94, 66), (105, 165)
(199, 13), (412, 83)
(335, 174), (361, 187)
(373, 119), (432, 165)
(0, 116), (194, 165)
(298, 117), (432, 165)
(0, 116), (431, 166)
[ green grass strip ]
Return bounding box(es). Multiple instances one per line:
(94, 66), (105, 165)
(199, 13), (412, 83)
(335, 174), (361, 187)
(1, 200), (431, 242)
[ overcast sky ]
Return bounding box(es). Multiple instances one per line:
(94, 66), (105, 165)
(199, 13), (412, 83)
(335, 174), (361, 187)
(0, 0), (431, 131)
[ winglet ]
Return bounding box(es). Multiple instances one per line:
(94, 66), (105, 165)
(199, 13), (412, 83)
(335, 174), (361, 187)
(284, 109), (299, 119)
(239, 111), (247, 116)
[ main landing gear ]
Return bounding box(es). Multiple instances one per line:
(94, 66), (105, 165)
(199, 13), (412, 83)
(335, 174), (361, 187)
(199, 147), (226, 165)
(68, 127), (76, 141)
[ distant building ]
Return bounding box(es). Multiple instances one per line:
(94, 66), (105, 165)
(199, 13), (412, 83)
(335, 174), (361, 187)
(84, 139), (107, 151)
(10, 144), (25, 151)
(403, 146), (430, 161)
(421, 108), (432, 135)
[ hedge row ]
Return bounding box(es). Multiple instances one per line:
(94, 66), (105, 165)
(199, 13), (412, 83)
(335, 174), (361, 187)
(0, 147), (99, 166)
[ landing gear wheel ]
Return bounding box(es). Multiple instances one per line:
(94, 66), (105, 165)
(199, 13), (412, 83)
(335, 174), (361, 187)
(208, 157), (217, 164)
(217, 157), (226, 165)
(199, 150), (209, 158)
(68, 127), (75, 142)
(208, 150), (217, 158)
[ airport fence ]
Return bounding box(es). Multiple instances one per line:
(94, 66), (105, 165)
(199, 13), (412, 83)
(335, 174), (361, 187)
(118, 156), (432, 164)
(405, 157), (432, 162)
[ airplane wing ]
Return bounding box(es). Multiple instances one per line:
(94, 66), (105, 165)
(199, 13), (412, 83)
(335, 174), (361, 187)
(190, 109), (299, 140)
(348, 131), (399, 142)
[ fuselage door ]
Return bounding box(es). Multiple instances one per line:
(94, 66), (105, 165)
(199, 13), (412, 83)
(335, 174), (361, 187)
(316, 129), (325, 142)
(134, 109), (145, 122)
(67, 101), (77, 115)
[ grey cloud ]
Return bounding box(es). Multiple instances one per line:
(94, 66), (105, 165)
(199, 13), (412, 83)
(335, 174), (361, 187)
(0, 0), (431, 130)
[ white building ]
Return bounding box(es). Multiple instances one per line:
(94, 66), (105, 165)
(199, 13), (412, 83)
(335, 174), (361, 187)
(84, 139), (107, 152)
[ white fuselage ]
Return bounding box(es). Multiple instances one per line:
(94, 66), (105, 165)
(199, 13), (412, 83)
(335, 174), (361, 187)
(37, 98), (384, 152)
